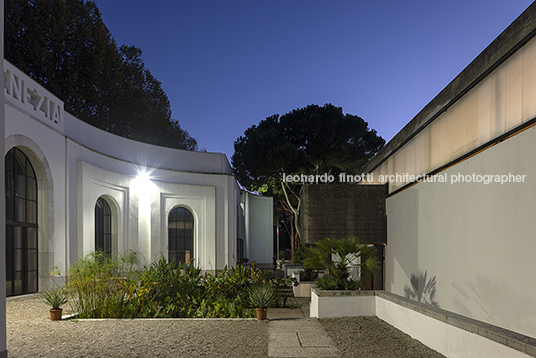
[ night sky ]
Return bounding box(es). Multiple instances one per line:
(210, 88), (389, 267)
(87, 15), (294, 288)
(92, 0), (534, 160)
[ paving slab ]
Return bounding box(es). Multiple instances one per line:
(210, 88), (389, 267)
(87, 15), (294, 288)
(268, 347), (340, 358)
(267, 299), (340, 357)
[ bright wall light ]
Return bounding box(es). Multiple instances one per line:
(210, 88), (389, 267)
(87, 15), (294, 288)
(136, 167), (153, 183)
(132, 166), (155, 258)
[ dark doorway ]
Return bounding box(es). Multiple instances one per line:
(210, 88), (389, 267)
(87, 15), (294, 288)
(168, 207), (194, 266)
(95, 197), (112, 255)
(5, 147), (38, 296)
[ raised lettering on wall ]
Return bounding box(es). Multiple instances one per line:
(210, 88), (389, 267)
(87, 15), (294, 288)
(4, 60), (64, 131)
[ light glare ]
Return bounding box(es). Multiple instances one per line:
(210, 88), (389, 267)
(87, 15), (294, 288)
(137, 168), (152, 182)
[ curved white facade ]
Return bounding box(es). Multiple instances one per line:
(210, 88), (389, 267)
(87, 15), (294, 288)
(4, 60), (272, 291)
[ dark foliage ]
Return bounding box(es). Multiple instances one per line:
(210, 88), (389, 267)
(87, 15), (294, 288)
(232, 104), (385, 254)
(232, 103), (384, 192)
(4, 0), (197, 150)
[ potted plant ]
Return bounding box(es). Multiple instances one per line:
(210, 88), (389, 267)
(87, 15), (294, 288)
(41, 285), (68, 321)
(249, 284), (276, 320)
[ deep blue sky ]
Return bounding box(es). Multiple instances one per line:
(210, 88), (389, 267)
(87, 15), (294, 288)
(92, 1), (534, 161)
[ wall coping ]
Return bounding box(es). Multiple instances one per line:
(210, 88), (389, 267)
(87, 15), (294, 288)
(374, 291), (536, 356)
(311, 287), (375, 297)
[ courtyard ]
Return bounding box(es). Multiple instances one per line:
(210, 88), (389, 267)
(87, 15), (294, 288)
(6, 295), (444, 357)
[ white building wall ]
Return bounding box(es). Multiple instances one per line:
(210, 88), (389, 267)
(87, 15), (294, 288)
(242, 192), (273, 266)
(378, 34), (536, 341)
(3, 59), (263, 285)
(357, 5), (536, 340)
(5, 104), (68, 285)
(67, 134), (237, 273)
(386, 125), (536, 338)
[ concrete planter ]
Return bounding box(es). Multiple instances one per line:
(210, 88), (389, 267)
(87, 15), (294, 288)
(310, 287), (375, 318)
(293, 281), (315, 298)
(282, 264), (302, 277)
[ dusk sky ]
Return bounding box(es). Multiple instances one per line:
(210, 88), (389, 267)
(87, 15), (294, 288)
(92, 1), (534, 161)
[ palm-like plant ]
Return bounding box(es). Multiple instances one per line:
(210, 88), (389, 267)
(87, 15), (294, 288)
(249, 284), (277, 309)
(299, 237), (380, 290)
(41, 285), (68, 310)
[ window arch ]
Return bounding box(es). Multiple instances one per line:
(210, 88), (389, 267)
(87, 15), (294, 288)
(5, 147), (38, 296)
(168, 207), (194, 267)
(95, 197), (112, 255)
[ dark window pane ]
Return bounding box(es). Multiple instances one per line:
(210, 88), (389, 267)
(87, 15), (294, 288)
(13, 227), (22, 249)
(14, 249), (23, 271)
(168, 207), (194, 266)
(15, 175), (25, 198)
(6, 229), (12, 279)
(104, 216), (110, 233)
(95, 197), (112, 255)
(5, 148), (39, 296)
(27, 271), (38, 292)
(15, 197), (26, 222)
(28, 201), (37, 224)
(13, 272), (23, 295)
(27, 177), (37, 201)
(28, 228), (37, 249)
(27, 249), (37, 271)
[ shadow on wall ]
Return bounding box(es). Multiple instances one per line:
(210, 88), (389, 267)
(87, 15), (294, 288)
(452, 275), (536, 337)
(403, 270), (440, 308)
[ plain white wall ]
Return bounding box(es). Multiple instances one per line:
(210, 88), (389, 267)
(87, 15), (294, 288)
(243, 192), (273, 265)
(385, 124), (536, 338)
(375, 295), (532, 358)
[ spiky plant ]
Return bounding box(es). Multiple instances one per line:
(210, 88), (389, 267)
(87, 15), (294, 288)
(299, 237), (381, 290)
(41, 286), (68, 310)
(249, 284), (277, 309)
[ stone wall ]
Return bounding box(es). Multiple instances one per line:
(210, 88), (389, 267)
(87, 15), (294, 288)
(300, 184), (387, 245)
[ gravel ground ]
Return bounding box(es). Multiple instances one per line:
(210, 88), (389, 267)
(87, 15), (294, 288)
(7, 295), (444, 357)
(319, 317), (445, 358)
(7, 295), (268, 358)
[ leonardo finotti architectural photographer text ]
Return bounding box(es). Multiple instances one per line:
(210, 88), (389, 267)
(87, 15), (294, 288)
(282, 172), (527, 184)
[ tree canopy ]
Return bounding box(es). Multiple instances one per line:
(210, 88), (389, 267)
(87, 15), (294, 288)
(232, 103), (385, 254)
(4, 0), (197, 151)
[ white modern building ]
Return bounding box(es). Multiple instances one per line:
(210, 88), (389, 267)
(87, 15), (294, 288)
(362, 2), (536, 340)
(3, 59), (273, 296)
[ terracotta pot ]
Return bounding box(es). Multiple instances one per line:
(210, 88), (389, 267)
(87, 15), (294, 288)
(256, 308), (267, 320)
(49, 308), (63, 321)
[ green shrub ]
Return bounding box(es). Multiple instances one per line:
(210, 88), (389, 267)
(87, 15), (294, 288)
(66, 250), (143, 318)
(41, 285), (68, 309)
(67, 253), (264, 319)
(269, 274), (298, 307)
(132, 257), (205, 318)
(300, 237), (380, 290)
(314, 276), (337, 290)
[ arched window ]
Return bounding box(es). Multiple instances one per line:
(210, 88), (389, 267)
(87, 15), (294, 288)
(5, 147), (38, 296)
(168, 207), (194, 267)
(95, 197), (112, 255)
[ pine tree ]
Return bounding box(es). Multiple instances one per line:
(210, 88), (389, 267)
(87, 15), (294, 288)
(4, 0), (197, 150)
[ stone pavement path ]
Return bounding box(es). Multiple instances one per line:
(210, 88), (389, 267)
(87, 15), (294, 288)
(267, 298), (340, 357)
(268, 319), (340, 357)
